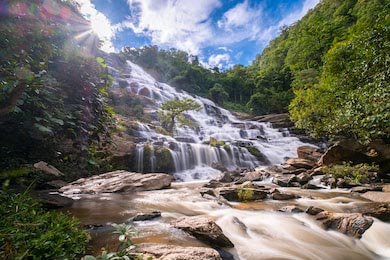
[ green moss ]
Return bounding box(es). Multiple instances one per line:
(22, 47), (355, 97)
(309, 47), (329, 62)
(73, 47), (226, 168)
(237, 188), (255, 202)
(322, 162), (379, 184)
(209, 137), (225, 147)
(223, 144), (231, 152)
(155, 147), (175, 173)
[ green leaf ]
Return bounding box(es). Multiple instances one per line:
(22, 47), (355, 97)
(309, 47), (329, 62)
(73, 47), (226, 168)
(51, 118), (64, 125)
(34, 123), (53, 134)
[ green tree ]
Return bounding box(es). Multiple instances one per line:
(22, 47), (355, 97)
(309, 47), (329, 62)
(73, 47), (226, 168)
(209, 83), (228, 105)
(158, 98), (202, 134)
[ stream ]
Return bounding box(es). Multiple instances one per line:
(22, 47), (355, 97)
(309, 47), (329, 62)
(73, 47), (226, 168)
(65, 180), (390, 260)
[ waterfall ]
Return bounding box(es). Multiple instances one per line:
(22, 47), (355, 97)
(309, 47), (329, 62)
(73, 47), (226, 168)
(109, 58), (311, 180)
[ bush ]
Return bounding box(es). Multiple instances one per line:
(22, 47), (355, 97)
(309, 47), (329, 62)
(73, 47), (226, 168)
(0, 191), (89, 259)
(322, 162), (379, 184)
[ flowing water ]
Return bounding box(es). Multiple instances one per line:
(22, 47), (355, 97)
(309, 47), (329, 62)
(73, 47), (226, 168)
(108, 57), (308, 181)
(65, 57), (390, 259)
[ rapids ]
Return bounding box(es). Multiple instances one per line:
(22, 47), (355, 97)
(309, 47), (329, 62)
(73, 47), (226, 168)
(67, 182), (390, 260)
(108, 57), (309, 181)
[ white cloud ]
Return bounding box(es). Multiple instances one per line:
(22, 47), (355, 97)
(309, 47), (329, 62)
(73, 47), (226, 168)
(207, 53), (232, 69)
(76, 0), (116, 52)
(124, 0), (221, 55)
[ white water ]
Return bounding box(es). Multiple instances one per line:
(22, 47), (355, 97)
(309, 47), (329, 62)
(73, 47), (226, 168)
(111, 60), (309, 180)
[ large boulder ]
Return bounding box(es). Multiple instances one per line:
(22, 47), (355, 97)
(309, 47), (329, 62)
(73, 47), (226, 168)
(285, 158), (316, 169)
(173, 216), (234, 248)
(133, 243), (222, 260)
(360, 192), (390, 203)
(297, 146), (323, 162)
(217, 187), (267, 202)
(314, 211), (373, 238)
(33, 161), (63, 177)
(318, 140), (369, 166)
(59, 170), (173, 195)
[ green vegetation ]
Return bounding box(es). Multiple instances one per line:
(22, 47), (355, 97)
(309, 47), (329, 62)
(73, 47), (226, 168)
(84, 223), (147, 260)
(0, 190), (89, 259)
(208, 137), (226, 147)
(0, 0), (114, 174)
(158, 98), (202, 134)
(322, 162), (379, 184)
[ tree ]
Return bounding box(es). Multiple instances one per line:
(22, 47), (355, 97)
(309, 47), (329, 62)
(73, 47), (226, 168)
(158, 98), (202, 134)
(209, 83), (228, 105)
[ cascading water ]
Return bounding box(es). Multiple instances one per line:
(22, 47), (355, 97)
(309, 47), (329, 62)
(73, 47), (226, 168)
(109, 58), (309, 181)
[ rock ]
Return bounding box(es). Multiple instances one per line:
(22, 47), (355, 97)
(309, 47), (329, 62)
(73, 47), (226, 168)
(314, 211), (373, 238)
(200, 188), (216, 197)
(33, 161), (63, 177)
(296, 172), (312, 184)
(31, 191), (73, 209)
(360, 192), (390, 203)
(305, 206), (325, 215)
(272, 176), (290, 187)
(204, 180), (224, 189)
(351, 203), (390, 222)
(236, 170), (264, 183)
(285, 158), (316, 169)
(84, 224), (104, 230)
(302, 183), (322, 190)
(133, 243), (222, 260)
(218, 187), (267, 202)
(133, 211), (162, 221)
(173, 216), (234, 248)
(311, 167), (325, 176)
(279, 206), (304, 213)
(217, 171), (241, 183)
(60, 170), (173, 195)
(44, 180), (68, 189)
(272, 192), (297, 200)
(336, 178), (360, 188)
(383, 184), (390, 192)
(109, 134), (136, 168)
(318, 140), (368, 166)
(297, 146), (322, 162)
(211, 163), (228, 173)
(254, 113), (294, 128)
(351, 186), (383, 193)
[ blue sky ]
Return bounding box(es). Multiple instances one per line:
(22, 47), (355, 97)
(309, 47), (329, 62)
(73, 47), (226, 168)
(77, 0), (319, 68)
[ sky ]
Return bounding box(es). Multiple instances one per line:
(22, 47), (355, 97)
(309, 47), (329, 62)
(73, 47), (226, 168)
(77, 0), (320, 69)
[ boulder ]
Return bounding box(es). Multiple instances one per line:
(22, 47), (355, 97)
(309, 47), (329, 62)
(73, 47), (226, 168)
(297, 146), (322, 162)
(351, 186), (383, 193)
(301, 183), (322, 190)
(296, 172), (312, 184)
(272, 175), (290, 187)
(31, 191), (73, 209)
(133, 243), (222, 260)
(272, 192), (297, 200)
(60, 170), (173, 195)
(351, 203), (390, 222)
(279, 206), (304, 213)
(360, 192), (390, 203)
(109, 134), (136, 168)
(33, 161), (63, 177)
(217, 187), (267, 202)
(305, 206), (325, 215)
(318, 141), (369, 166)
(133, 211), (162, 221)
(173, 216), (234, 248)
(285, 158), (316, 169)
(314, 211), (373, 238)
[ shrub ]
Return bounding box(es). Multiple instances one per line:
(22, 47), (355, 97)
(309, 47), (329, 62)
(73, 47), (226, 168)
(322, 162), (379, 184)
(0, 191), (89, 259)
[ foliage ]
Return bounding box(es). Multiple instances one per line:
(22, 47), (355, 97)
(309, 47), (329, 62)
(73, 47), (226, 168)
(83, 223), (146, 260)
(158, 98), (202, 134)
(0, 0), (114, 172)
(208, 137), (225, 147)
(209, 83), (228, 105)
(322, 162), (379, 184)
(0, 190), (89, 259)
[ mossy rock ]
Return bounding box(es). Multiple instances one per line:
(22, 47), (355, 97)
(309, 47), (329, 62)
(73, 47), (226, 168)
(155, 147), (175, 173)
(245, 146), (270, 164)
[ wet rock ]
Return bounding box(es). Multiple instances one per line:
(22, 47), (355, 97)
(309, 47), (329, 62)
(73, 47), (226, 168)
(305, 206), (325, 215)
(31, 191), (73, 209)
(173, 216), (234, 248)
(217, 187), (267, 202)
(297, 145), (323, 162)
(361, 192), (390, 203)
(314, 211), (374, 238)
(217, 171), (239, 182)
(133, 243), (222, 260)
(204, 180), (225, 189)
(302, 183), (322, 190)
(318, 140), (369, 166)
(272, 176), (290, 187)
(296, 172), (312, 185)
(60, 170), (173, 195)
(200, 188), (217, 198)
(133, 211), (161, 221)
(285, 158), (316, 169)
(175, 136), (197, 143)
(44, 180), (68, 189)
(352, 203), (390, 222)
(33, 161), (63, 177)
(279, 206), (304, 213)
(351, 186), (383, 193)
(336, 178), (360, 188)
(272, 192), (297, 200)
